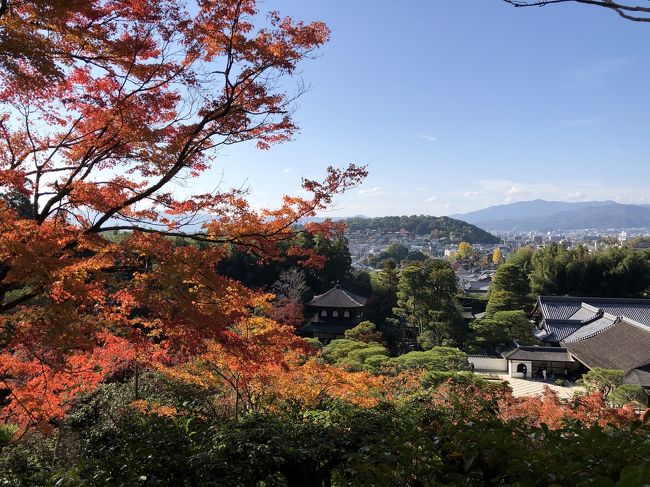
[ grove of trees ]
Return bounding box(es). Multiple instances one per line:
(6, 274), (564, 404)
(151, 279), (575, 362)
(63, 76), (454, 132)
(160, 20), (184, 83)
(344, 215), (501, 243)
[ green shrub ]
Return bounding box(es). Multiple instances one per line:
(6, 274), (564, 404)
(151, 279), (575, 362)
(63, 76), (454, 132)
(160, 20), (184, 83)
(321, 339), (389, 372)
(389, 346), (470, 372)
(422, 371), (487, 389)
(0, 424), (18, 447)
(608, 384), (648, 408)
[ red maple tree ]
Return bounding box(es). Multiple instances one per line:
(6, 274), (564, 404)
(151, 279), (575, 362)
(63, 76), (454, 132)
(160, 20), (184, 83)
(0, 0), (366, 430)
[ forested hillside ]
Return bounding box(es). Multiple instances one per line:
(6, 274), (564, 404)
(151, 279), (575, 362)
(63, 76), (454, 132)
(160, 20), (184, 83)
(344, 215), (501, 243)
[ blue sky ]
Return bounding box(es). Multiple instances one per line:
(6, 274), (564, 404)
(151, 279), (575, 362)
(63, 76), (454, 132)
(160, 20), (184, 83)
(195, 0), (650, 217)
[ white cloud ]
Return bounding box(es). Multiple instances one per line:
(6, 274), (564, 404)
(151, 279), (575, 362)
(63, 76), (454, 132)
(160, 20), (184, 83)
(565, 191), (586, 200)
(358, 186), (389, 197)
(464, 191), (482, 197)
(506, 185), (527, 196)
(283, 168), (292, 174)
(418, 134), (438, 142)
(425, 196), (437, 203)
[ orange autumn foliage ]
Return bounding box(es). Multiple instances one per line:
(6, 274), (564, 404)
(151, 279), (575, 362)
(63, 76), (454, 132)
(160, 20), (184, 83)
(0, 330), (136, 431)
(422, 381), (643, 430)
(251, 355), (384, 409)
(0, 0), (367, 431)
(497, 387), (639, 429)
(155, 317), (382, 415)
(128, 399), (178, 418)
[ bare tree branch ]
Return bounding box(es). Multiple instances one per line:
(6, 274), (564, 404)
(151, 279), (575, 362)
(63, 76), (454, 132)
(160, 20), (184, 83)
(503, 0), (650, 22)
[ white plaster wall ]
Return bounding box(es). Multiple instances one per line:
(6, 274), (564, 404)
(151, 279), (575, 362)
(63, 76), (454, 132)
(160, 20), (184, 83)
(468, 356), (507, 372)
(509, 360), (532, 378)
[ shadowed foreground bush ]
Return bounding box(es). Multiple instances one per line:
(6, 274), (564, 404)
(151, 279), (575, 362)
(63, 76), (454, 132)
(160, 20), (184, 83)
(1, 379), (649, 487)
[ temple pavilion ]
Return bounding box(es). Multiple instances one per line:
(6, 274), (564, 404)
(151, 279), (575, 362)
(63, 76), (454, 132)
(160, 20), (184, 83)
(296, 284), (367, 342)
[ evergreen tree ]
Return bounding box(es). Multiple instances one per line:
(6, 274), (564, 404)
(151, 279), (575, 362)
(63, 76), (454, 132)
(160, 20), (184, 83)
(394, 259), (464, 347)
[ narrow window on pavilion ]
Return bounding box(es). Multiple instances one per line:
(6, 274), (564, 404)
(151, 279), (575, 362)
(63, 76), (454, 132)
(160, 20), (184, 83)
(333, 311), (339, 318)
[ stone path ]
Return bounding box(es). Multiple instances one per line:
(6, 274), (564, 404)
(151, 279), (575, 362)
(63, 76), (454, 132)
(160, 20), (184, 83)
(477, 372), (583, 399)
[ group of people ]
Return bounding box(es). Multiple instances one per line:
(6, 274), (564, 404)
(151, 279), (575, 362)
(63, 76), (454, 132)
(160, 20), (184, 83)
(531, 367), (552, 382)
(519, 364), (570, 382)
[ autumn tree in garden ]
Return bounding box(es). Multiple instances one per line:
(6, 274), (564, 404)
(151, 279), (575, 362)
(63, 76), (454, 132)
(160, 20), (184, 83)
(269, 268), (308, 326)
(0, 0), (366, 430)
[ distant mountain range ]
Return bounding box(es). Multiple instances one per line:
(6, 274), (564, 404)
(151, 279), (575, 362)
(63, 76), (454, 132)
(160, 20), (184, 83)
(452, 200), (650, 232)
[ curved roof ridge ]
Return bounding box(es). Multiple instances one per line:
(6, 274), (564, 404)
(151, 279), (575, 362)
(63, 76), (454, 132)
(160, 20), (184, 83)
(580, 302), (601, 313)
(578, 307), (604, 325)
(308, 284), (367, 308)
(618, 316), (650, 330)
(565, 316), (622, 343)
(540, 295), (650, 305)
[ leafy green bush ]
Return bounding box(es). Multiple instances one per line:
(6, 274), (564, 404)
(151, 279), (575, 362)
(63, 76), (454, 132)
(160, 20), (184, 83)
(580, 368), (626, 398)
(421, 371), (487, 389)
(608, 384), (648, 408)
(320, 339), (389, 372)
(2, 387), (649, 487)
(302, 336), (323, 350)
(389, 346), (470, 372)
(0, 424), (17, 447)
(343, 320), (382, 343)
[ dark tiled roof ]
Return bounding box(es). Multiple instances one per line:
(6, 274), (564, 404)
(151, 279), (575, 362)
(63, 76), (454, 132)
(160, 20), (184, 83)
(308, 284), (367, 308)
(464, 278), (491, 293)
(563, 319), (650, 373)
(625, 365), (650, 388)
(537, 297), (583, 320)
(503, 346), (574, 362)
(563, 315), (618, 342)
(537, 296), (650, 326)
(567, 304), (599, 322)
(590, 303), (650, 325)
(461, 307), (475, 320)
(535, 319), (583, 342)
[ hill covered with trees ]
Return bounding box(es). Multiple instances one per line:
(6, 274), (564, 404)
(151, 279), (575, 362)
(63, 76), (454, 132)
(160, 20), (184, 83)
(344, 215), (501, 244)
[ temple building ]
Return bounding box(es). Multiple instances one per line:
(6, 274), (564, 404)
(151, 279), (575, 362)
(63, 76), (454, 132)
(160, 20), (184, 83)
(296, 284), (367, 342)
(502, 296), (650, 394)
(532, 296), (650, 346)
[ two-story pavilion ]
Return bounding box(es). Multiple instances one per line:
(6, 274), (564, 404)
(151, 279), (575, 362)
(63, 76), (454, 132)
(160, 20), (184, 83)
(296, 284), (367, 342)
